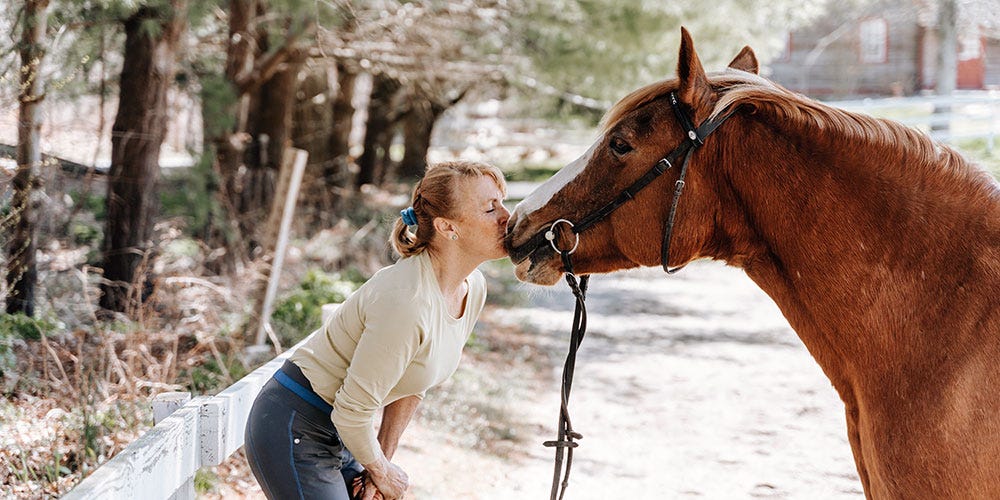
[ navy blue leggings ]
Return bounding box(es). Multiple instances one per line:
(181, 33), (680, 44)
(245, 361), (364, 500)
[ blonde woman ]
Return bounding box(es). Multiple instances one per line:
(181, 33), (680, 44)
(245, 161), (510, 500)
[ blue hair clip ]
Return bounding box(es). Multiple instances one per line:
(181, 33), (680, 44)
(400, 207), (418, 227)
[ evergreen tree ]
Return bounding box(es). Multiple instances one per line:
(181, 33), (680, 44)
(100, 0), (189, 314)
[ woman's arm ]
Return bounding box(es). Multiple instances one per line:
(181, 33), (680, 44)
(378, 395), (421, 460)
(356, 396), (421, 500)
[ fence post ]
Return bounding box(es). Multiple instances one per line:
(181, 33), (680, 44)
(152, 392), (191, 424)
(250, 148), (310, 347)
(152, 392), (195, 500)
(989, 95), (997, 155)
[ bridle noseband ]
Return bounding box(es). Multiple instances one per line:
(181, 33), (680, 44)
(532, 91), (738, 500)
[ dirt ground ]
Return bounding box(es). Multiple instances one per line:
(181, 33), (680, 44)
(394, 260), (865, 499)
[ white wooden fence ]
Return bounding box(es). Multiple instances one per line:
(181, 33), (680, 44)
(829, 91), (1000, 153)
(63, 304), (339, 500)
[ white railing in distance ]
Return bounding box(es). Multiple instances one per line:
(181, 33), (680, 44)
(828, 91), (1000, 153)
(63, 304), (340, 500)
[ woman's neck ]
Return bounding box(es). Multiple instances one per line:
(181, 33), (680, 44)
(426, 247), (477, 296)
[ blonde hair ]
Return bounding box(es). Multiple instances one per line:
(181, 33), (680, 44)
(391, 161), (507, 257)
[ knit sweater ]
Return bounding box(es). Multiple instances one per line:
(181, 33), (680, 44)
(289, 251), (487, 464)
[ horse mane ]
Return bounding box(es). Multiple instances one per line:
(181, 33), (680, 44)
(601, 70), (999, 198)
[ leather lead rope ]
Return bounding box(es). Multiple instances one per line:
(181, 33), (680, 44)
(543, 235), (590, 500)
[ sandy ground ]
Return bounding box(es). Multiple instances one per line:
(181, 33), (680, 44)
(395, 261), (865, 499)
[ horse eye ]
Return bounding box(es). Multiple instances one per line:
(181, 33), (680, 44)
(610, 137), (633, 156)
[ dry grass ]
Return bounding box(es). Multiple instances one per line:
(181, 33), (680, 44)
(0, 181), (412, 497)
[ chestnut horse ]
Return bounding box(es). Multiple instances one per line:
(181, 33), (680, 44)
(506, 28), (1000, 499)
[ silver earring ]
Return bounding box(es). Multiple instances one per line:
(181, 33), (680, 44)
(451, 234), (458, 240)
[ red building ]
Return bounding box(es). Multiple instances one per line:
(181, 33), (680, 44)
(766, 0), (1000, 98)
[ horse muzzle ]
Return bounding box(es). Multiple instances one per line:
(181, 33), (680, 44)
(504, 218), (571, 285)
(505, 211), (556, 263)
(504, 228), (548, 265)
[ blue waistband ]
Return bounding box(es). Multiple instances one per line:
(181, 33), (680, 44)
(274, 368), (334, 414)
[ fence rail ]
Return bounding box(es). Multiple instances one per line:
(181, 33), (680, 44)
(63, 304), (339, 500)
(828, 91), (1000, 152)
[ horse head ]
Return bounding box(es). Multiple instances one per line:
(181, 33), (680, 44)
(505, 28), (759, 285)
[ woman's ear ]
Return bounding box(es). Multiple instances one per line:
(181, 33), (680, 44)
(433, 217), (459, 241)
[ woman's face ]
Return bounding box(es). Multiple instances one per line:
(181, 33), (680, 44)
(453, 175), (510, 261)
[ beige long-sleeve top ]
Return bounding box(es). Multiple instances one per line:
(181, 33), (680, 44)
(289, 251), (487, 465)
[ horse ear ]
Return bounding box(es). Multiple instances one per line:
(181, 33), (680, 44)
(676, 27), (712, 108)
(727, 46), (759, 75)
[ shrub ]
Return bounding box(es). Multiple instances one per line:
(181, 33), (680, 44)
(0, 314), (58, 392)
(180, 353), (250, 395)
(503, 162), (561, 182)
(270, 269), (362, 346)
(68, 190), (106, 221)
(0, 313), (58, 340)
(69, 220), (102, 246)
(160, 154), (222, 236)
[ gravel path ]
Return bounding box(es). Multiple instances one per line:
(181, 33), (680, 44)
(398, 261), (865, 499)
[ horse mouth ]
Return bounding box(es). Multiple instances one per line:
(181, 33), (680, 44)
(514, 256), (563, 286)
(504, 229), (550, 266)
(505, 240), (531, 267)
(504, 234), (563, 286)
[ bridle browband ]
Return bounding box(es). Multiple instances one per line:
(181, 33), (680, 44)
(524, 91), (739, 500)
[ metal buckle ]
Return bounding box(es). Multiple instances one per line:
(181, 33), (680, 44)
(655, 158), (672, 173)
(545, 219), (580, 255)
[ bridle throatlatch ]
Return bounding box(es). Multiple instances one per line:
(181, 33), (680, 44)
(539, 92), (737, 500)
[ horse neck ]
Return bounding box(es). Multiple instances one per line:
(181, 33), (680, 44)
(710, 113), (1000, 381)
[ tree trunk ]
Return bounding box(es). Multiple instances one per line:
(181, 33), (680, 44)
(373, 119), (396, 186)
(397, 89), (465, 181)
(100, 1), (187, 314)
(207, 1), (314, 265)
(355, 74), (400, 189)
(199, 0), (258, 274)
(398, 103), (433, 181)
(328, 61), (357, 190)
(243, 47), (304, 249)
(293, 64), (335, 227)
(215, 0), (258, 186)
(933, 0), (958, 134)
(6, 0), (49, 317)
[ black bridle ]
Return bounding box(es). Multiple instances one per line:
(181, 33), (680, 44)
(508, 92), (736, 274)
(523, 91), (738, 500)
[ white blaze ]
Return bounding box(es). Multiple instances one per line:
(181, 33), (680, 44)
(511, 143), (598, 223)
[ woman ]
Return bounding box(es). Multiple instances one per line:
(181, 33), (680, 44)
(245, 161), (510, 500)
